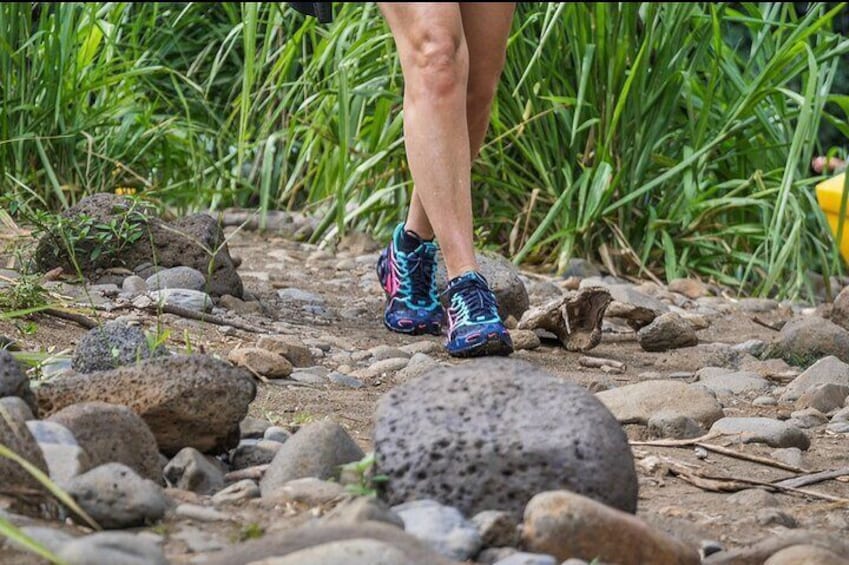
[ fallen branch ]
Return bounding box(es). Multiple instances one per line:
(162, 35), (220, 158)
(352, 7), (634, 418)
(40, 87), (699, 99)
(43, 308), (99, 330)
(665, 459), (849, 504)
(630, 433), (812, 474)
(630, 432), (721, 448)
(631, 435), (812, 474)
(143, 303), (269, 334)
(773, 467), (849, 489)
(693, 442), (811, 474)
(751, 315), (784, 332)
(266, 379), (322, 389)
(224, 464), (269, 482)
(240, 365), (321, 389)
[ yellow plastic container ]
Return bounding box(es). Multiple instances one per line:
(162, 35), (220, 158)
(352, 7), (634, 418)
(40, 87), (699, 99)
(816, 172), (849, 260)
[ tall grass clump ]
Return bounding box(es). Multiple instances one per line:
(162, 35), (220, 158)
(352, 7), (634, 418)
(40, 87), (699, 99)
(1, 3), (848, 300)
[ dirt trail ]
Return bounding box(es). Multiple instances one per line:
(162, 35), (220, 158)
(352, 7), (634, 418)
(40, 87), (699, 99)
(2, 224), (848, 561)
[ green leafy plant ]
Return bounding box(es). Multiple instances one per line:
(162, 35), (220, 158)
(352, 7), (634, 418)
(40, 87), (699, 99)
(341, 452), (389, 497)
(0, 274), (52, 313)
(15, 321), (38, 336)
(25, 206), (148, 272)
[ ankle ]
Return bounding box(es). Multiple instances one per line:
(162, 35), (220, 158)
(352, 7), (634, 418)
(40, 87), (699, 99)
(446, 264), (479, 282)
(402, 223), (434, 241)
(397, 227), (432, 253)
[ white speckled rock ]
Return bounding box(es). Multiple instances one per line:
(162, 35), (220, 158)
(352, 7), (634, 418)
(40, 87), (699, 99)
(391, 499), (482, 561)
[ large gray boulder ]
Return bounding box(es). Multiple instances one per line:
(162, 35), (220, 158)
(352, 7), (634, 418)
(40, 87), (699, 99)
(34, 193), (242, 297)
(71, 321), (167, 373)
(373, 358), (638, 519)
(36, 355), (256, 455)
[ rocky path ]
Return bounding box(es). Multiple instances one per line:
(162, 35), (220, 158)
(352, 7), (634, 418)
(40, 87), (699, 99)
(1, 200), (848, 564)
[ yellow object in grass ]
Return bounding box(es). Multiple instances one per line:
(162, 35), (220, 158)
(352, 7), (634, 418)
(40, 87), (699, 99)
(815, 172), (849, 261)
(114, 186), (137, 196)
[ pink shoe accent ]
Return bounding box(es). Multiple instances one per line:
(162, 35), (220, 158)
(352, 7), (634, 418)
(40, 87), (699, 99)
(384, 248), (400, 296)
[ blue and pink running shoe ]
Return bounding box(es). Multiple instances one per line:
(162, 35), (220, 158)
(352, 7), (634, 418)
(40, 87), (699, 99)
(444, 271), (513, 357)
(376, 223), (443, 335)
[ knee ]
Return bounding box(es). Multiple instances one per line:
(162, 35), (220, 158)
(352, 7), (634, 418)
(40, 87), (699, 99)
(405, 31), (468, 99)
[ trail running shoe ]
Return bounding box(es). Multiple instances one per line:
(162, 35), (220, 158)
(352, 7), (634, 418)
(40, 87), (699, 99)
(376, 223), (443, 335)
(444, 271), (513, 357)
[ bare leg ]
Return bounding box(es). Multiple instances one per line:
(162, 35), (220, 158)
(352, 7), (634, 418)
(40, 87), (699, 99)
(461, 2), (515, 159)
(388, 3), (514, 279)
(379, 3), (475, 279)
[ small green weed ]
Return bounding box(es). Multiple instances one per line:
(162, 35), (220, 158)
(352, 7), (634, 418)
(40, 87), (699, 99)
(341, 452), (389, 497)
(15, 321), (38, 336)
(0, 274), (51, 314)
(148, 523), (168, 536)
(235, 523), (264, 542)
(290, 412), (314, 426)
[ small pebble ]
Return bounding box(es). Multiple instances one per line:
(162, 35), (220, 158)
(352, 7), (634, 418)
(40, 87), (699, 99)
(175, 504), (231, 522)
(263, 426), (291, 444)
(753, 396), (777, 406)
(327, 372), (365, 389)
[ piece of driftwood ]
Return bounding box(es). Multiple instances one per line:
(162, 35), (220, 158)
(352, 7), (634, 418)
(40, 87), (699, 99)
(773, 466), (849, 489)
(517, 287), (611, 351)
(579, 356), (626, 371)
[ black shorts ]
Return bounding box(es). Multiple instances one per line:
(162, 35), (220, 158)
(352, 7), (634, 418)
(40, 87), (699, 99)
(289, 2), (334, 24)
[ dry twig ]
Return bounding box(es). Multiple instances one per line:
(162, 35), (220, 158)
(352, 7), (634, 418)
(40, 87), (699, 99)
(631, 434), (811, 474)
(43, 308), (99, 330)
(664, 458), (849, 504)
(143, 303), (269, 334)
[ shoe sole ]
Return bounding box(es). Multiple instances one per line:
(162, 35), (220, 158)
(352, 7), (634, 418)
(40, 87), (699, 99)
(448, 332), (514, 358)
(383, 318), (442, 337)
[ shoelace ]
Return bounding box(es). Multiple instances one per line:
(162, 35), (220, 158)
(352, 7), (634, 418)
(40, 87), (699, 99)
(449, 275), (498, 324)
(400, 246), (437, 307)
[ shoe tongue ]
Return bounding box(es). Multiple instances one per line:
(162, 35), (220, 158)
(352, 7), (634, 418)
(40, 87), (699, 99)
(447, 271), (487, 297)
